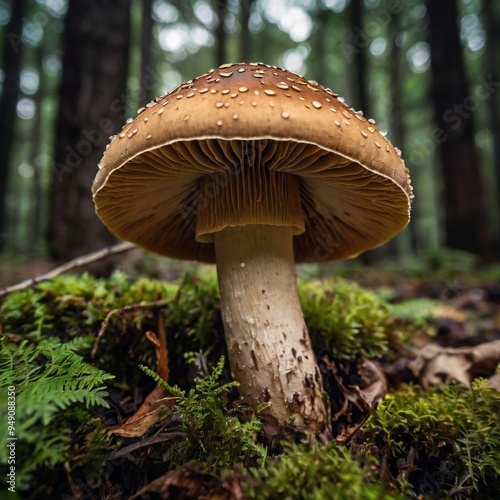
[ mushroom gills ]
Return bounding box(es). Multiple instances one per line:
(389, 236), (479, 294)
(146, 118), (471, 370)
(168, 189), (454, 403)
(195, 140), (305, 241)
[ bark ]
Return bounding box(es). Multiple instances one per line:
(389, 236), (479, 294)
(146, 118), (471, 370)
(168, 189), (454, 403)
(348, 0), (371, 117)
(427, 0), (491, 257)
(0, 0), (27, 251)
(48, 0), (131, 260)
(214, 0), (228, 66)
(482, 0), (500, 252)
(140, 0), (154, 102)
(239, 0), (253, 62)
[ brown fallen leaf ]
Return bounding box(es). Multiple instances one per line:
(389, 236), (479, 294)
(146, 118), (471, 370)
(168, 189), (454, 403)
(129, 464), (244, 499)
(322, 356), (387, 442)
(488, 371), (500, 391)
(109, 386), (176, 438)
(110, 313), (176, 438)
(408, 339), (500, 389)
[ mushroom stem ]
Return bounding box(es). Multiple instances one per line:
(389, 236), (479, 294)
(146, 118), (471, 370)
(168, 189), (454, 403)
(214, 224), (330, 438)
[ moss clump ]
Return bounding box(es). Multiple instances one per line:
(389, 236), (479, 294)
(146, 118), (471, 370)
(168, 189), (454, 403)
(363, 379), (500, 496)
(300, 277), (408, 359)
(2, 270), (498, 498)
(0, 271), (178, 359)
(243, 441), (405, 500)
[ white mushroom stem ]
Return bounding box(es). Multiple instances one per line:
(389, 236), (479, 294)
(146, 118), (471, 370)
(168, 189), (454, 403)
(214, 224), (330, 437)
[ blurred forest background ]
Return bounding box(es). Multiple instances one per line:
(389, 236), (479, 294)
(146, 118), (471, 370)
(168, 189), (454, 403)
(0, 0), (499, 281)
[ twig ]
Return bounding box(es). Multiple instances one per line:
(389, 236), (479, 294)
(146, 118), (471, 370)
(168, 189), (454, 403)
(148, 310), (169, 382)
(0, 241), (137, 299)
(91, 299), (174, 359)
(105, 431), (186, 460)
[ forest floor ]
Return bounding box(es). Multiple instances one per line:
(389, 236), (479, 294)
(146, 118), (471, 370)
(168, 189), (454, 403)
(1, 248), (499, 499)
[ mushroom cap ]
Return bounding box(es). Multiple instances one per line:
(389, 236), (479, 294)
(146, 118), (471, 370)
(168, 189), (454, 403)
(93, 62), (413, 263)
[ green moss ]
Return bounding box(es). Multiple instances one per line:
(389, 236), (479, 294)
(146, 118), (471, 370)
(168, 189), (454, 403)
(166, 270), (224, 355)
(2, 271), (496, 497)
(387, 298), (442, 327)
(243, 442), (404, 500)
(364, 379), (500, 496)
(0, 271), (177, 340)
(301, 277), (408, 359)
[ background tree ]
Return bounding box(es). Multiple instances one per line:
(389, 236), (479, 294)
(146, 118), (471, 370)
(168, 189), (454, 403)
(239, 0), (254, 61)
(140, 0), (154, 102)
(387, 6), (414, 257)
(48, 0), (131, 260)
(214, 0), (229, 66)
(482, 0), (500, 252)
(348, 0), (371, 117)
(427, 0), (491, 258)
(0, 0), (26, 251)
(0, 0), (498, 267)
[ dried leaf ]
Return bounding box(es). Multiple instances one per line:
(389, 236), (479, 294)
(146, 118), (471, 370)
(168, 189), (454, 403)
(130, 464), (244, 499)
(110, 386), (175, 438)
(408, 339), (500, 389)
(322, 356), (387, 442)
(111, 315), (173, 438)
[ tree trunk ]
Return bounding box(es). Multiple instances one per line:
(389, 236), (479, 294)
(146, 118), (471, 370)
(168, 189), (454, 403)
(310, 4), (330, 85)
(239, 0), (253, 62)
(348, 0), (388, 263)
(29, 44), (47, 256)
(427, 0), (491, 258)
(48, 0), (131, 260)
(482, 0), (500, 253)
(387, 7), (414, 258)
(140, 0), (154, 102)
(0, 0), (27, 251)
(214, 0), (228, 66)
(348, 0), (371, 117)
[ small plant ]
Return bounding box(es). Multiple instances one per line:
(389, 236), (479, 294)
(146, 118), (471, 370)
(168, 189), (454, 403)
(140, 356), (267, 471)
(0, 334), (114, 489)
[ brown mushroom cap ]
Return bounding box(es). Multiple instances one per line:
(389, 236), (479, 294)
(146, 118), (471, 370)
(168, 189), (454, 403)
(92, 62), (413, 263)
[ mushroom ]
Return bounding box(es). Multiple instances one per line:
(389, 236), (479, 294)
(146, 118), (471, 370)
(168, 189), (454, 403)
(92, 62), (413, 440)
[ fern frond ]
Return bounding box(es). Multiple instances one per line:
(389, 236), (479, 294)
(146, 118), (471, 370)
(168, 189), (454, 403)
(138, 364), (184, 397)
(1, 335), (114, 441)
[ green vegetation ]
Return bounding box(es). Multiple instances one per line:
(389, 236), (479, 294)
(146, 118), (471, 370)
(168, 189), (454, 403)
(1, 271), (498, 498)
(139, 356), (267, 471)
(364, 380), (500, 497)
(0, 335), (113, 490)
(244, 442), (405, 500)
(300, 278), (409, 359)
